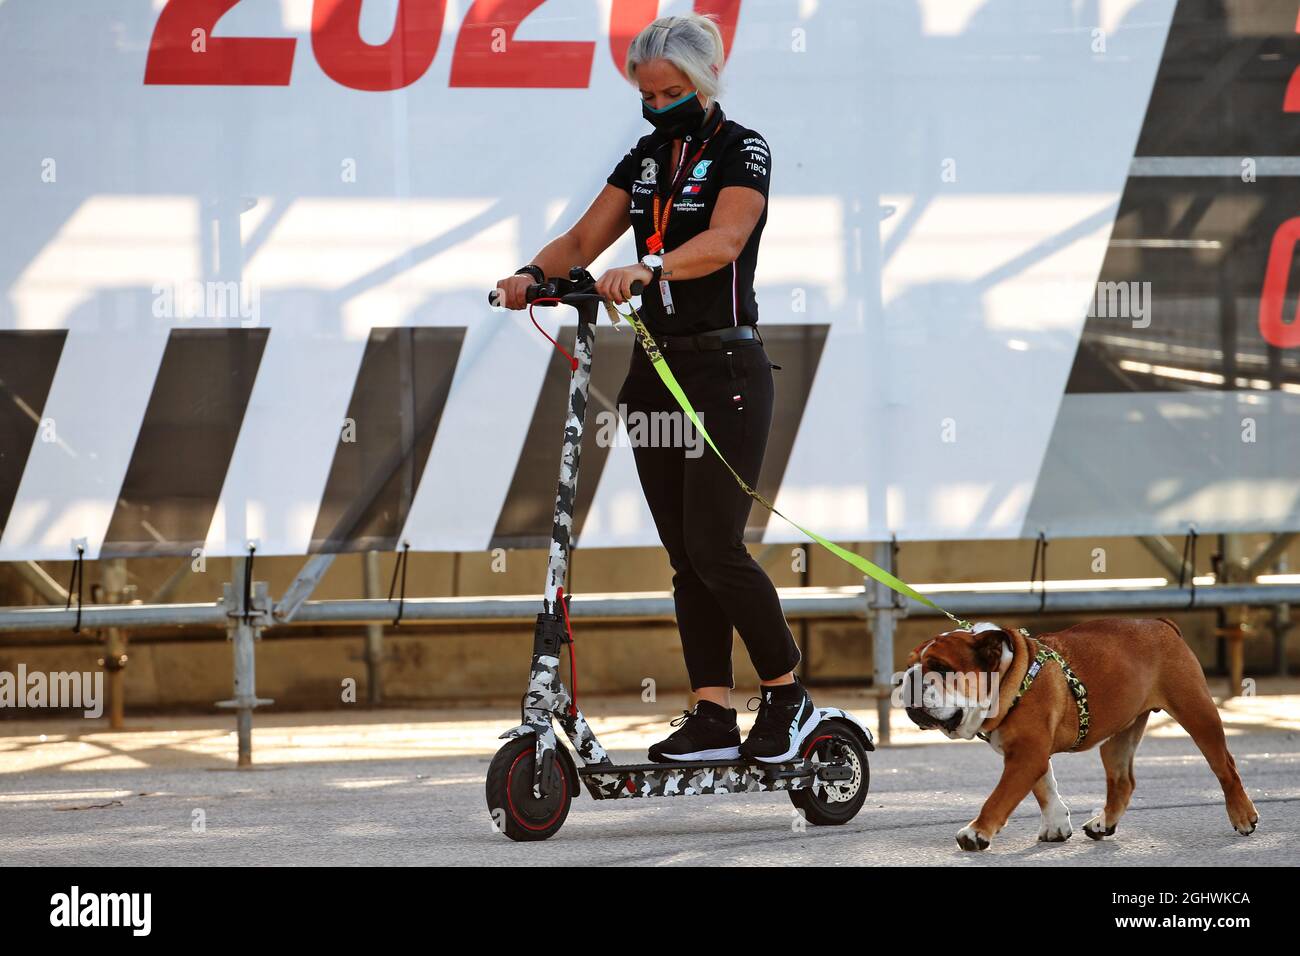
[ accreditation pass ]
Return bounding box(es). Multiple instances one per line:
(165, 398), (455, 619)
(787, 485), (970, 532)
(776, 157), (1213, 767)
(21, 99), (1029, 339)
(659, 278), (675, 315)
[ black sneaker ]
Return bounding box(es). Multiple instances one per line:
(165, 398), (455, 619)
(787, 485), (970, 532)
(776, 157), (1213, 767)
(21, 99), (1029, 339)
(647, 700), (742, 762)
(739, 681), (819, 764)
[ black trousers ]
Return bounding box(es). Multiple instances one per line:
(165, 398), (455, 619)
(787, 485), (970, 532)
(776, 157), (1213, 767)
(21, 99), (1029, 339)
(615, 338), (802, 689)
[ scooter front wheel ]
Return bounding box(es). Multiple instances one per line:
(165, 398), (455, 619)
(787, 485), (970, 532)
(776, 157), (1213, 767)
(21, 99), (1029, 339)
(486, 735), (574, 842)
(789, 720), (870, 825)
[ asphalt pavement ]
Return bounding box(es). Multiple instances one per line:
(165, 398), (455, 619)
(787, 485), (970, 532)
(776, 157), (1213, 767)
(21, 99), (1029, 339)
(0, 690), (1295, 866)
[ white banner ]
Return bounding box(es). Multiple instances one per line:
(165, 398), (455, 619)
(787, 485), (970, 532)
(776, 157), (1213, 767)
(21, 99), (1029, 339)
(3, 0), (1296, 562)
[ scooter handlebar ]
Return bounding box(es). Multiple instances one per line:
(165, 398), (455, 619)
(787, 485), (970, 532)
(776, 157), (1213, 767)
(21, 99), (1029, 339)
(488, 277), (644, 308)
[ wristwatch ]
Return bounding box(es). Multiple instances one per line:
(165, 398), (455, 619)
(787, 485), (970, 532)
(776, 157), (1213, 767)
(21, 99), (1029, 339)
(639, 254), (664, 283)
(514, 264), (545, 283)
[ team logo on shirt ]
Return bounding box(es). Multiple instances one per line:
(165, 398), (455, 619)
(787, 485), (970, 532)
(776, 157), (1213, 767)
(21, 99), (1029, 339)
(682, 183), (702, 195)
(639, 158), (658, 183)
(690, 159), (713, 180)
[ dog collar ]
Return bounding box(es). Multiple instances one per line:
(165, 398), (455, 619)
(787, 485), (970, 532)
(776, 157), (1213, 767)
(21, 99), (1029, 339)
(977, 636), (1091, 751)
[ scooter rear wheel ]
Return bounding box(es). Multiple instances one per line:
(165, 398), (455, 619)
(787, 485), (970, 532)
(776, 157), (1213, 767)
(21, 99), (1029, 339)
(486, 735), (574, 842)
(789, 720), (870, 825)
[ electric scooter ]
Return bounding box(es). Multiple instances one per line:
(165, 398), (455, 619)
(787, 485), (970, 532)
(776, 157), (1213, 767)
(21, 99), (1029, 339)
(484, 268), (873, 841)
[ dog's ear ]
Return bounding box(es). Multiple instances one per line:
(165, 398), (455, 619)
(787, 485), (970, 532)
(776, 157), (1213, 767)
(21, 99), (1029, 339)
(972, 628), (1010, 671)
(905, 638), (934, 667)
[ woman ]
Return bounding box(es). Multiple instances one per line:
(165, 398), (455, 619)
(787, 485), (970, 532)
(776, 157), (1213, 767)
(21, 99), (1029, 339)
(493, 13), (816, 765)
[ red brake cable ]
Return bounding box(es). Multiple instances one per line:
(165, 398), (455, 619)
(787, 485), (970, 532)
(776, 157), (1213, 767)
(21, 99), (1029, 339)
(556, 585), (578, 717)
(528, 298), (577, 371)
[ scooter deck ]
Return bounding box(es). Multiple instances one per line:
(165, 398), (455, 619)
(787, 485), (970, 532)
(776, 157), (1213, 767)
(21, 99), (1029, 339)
(578, 757), (851, 801)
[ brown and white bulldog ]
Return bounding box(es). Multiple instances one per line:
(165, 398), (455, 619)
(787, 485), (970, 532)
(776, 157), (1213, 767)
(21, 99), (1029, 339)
(900, 618), (1259, 851)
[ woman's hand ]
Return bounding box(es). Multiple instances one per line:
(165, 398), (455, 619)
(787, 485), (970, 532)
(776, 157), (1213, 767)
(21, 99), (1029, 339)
(492, 274), (536, 311)
(596, 265), (653, 305)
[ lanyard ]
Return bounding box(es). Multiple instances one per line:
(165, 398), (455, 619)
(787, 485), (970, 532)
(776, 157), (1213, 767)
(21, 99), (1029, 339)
(647, 132), (714, 254)
(609, 295), (973, 632)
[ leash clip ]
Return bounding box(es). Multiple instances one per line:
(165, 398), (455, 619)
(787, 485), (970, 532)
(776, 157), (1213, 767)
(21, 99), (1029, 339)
(602, 300), (627, 331)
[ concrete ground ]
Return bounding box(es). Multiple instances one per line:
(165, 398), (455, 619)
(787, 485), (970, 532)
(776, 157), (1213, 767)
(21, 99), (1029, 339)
(1, 683), (1296, 866)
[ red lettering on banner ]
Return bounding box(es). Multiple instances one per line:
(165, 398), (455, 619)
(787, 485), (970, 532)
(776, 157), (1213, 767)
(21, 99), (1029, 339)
(450, 0), (593, 88)
(1284, 8), (1300, 111)
(1259, 9), (1300, 348)
(146, 1), (747, 88)
(609, 0), (741, 77)
(313, 0), (446, 91)
(144, 0), (297, 86)
(1259, 217), (1300, 349)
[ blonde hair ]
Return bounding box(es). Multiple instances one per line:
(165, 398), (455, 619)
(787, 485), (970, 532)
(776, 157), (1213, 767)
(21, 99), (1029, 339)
(624, 13), (726, 104)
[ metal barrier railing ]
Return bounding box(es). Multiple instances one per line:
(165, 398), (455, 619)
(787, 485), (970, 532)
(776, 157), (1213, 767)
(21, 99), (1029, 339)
(1, 577), (1296, 759)
(5, 581), (1296, 632)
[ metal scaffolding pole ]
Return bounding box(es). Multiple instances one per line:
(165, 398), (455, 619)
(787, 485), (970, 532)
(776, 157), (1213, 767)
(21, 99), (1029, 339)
(99, 558), (131, 731)
(148, 557), (196, 605)
(869, 542), (899, 747)
(1136, 535), (1187, 579)
(215, 561), (274, 767)
(362, 551), (384, 705)
(273, 553), (337, 623)
(1221, 534), (1248, 699)
(12, 561), (69, 605)
(5, 582), (1300, 634)
(1246, 532), (1296, 577)
(1271, 550), (1291, 678)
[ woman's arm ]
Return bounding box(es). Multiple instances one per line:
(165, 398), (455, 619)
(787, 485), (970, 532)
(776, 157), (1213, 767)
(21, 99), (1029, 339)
(657, 186), (766, 280)
(595, 186), (766, 303)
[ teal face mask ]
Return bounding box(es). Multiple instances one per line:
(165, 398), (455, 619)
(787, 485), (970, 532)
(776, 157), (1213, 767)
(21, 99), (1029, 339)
(642, 89), (706, 138)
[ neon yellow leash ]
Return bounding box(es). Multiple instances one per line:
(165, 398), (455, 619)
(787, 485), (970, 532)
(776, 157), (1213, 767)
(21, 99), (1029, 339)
(605, 298), (972, 630)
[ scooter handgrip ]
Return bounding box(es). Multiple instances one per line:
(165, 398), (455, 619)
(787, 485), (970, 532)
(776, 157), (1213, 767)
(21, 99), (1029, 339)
(630, 279), (644, 295)
(487, 288), (503, 307)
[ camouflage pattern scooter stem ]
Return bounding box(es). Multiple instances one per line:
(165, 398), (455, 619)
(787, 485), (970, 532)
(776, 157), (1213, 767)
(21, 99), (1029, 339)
(492, 269), (620, 799)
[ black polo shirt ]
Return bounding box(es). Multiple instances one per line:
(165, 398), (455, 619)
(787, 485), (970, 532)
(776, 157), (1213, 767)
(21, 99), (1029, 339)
(605, 102), (771, 336)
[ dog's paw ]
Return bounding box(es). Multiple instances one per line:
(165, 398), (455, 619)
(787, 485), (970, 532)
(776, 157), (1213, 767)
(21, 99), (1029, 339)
(1084, 814), (1116, 840)
(1231, 807), (1259, 836)
(1037, 814), (1072, 843)
(955, 824), (990, 852)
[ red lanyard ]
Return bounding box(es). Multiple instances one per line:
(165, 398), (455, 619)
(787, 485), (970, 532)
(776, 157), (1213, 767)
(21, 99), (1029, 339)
(647, 135), (712, 254)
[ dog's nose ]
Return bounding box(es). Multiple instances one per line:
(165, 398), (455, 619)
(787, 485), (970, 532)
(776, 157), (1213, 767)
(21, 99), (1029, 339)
(905, 706), (934, 728)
